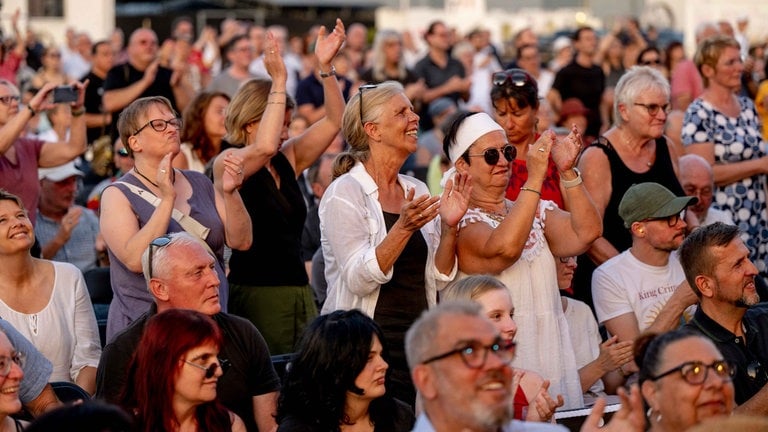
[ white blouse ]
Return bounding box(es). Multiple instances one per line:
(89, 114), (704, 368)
(0, 262), (101, 383)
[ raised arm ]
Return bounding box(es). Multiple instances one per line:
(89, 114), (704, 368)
(38, 80), (89, 167)
(577, 144), (620, 265)
(545, 126), (602, 256)
(213, 152), (253, 250)
(282, 18), (347, 175)
(433, 172), (471, 275)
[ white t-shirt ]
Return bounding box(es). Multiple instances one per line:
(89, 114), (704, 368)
(563, 297), (605, 396)
(592, 250), (688, 331)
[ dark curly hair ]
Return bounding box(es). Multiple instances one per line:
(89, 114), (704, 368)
(276, 309), (399, 431)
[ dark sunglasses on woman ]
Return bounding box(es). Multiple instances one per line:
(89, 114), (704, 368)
(467, 145), (517, 165)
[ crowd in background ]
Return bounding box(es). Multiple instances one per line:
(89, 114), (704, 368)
(0, 5), (767, 431)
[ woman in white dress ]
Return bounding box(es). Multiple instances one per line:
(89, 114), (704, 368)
(445, 111), (601, 409)
(0, 190), (100, 394)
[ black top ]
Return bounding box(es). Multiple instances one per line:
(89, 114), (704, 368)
(552, 61), (606, 137)
(82, 71), (109, 144)
(412, 54), (466, 131)
(686, 305), (768, 405)
(573, 135), (684, 310)
(295, 73), (352, 108)
(277, 398), (415, 432)
(95, 304), (280, 432)
(228, 151), (309, 286)
(359, 68), (420, 87)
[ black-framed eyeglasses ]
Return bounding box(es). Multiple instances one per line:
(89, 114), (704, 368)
(642, 210), (685, 227)
(0, 95), (20, 106)
(650, 360), (735, 385)
(422, 337), (516, 369)
(746, 360), (768, 381)
(634, 102), (671, 116)
(133, 118), (183, 136)
(184, 358), (225, 379)
(116, 148), (130, 157)
(358, 84), (379, 125)
(147, 236), (172, 279)
(0, 352), (24, 377)
(492, 69), (536, 89)
(466, 145), (516, 166)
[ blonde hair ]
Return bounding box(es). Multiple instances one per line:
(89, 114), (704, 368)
(117, 96), (176, 157)
(694, 35), (741, 88)
(441, 275), (509, 303)
(225, 78), (296, 146)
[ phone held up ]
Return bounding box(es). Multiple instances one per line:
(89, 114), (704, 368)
(52, 86), (78, 104)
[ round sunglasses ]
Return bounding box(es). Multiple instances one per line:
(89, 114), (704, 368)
(467, 145), (517, 165)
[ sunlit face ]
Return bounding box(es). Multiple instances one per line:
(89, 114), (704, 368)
(624, 88), (669, 140)
(637, 212), (687, 252)
(350, 335), (388, 402)
(0, 84), (21, 124)
(709, 46), (744, 90)
(175, 342), (222, 408)
(457, 130), (511, 191)
(425, 315), (514, 430)
(709, 238), (760, 308)
(492, 98), (537, 148)
(130, 103), (181, 158)
(128, 29), (159, 65)
(0, 332), (23, 416)
(474, 288), (517, 343)
(375, 92), (420, 156)
(204, 96), (229, 141)
(160, 243), (222, 315)
(0, 200), (34, 253)
(642, 337), (735, 431)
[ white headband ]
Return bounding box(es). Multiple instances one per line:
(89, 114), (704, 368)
(448, 112), (504, 164)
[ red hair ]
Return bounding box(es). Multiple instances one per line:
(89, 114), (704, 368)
(120, 309), (230, 432)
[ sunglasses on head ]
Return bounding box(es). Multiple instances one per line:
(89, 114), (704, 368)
(357, 84), (379, 125)
(147, 236), (172, 279)
(492, 69), (536, 89)
(467, 145), (517, 165)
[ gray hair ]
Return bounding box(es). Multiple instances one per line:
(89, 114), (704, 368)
(370, 30), (406, 83)
(679, 154), (714, 183)
(405, 300), (482, 370)
(613, 66), (670, 127)
(141, 232), (213, 287)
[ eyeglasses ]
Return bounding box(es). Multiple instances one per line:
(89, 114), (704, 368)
(0, 352), (24, 377)
(492, 69), (536, 89)
(642, 211), (685, 227)
(747, 360), (767, 381)
(422, 337), (516, 369)
(466, 145), (517, 165)
(133, 118), (183, 136)
(640, 59), (662, 66)
(650, 360), (735, 385)
(116, 148), (130, 157)
(634, 102), (671, 116)
(0, 95), (20, 106)
(184, 359), (223, 379)
(147, 236), (172, 279)
(358, 84), (378, 125)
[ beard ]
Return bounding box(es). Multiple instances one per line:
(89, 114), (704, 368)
(735, 292), (760, 308)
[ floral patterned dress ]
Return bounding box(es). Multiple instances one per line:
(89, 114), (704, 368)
(457, 200), (584, 409)
(682, 96), (768, 274)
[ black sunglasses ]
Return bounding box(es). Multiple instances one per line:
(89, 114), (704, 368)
(358, 84), (379, 125)
(467, 145), (517, 165)
(492, 69), (536, 89)
(147, 236), (172, 279)
(640, 59), (662, 66)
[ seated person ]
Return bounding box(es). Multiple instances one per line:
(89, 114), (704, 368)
(0, 190), (100, 394)
(592, 183), (699, 375)
(96, 232), (279, 432)
(678, 154), (734, 226)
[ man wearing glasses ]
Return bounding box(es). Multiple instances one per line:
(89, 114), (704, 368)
(95, 232), (279, 432)
(682, 223), (768, 414)
(592, 182), (699, 376)
(405, 301), (644, 431)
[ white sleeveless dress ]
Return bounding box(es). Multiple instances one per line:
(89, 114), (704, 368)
(458, 200), (584, 409)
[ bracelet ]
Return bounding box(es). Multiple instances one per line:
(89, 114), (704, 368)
(267, 101), (286, 105)
(71, 107), (85, 117)
(319, 65), (336, 78)
(269, 91), (286, 95)
(560, 167), (583, 189)
(520, 186), (541, 196)
(27, 105), (36, 117)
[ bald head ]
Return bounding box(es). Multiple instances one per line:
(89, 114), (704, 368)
(679, 154), (715, 220)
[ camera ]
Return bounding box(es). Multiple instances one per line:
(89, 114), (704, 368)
(52, 86), (78, 104)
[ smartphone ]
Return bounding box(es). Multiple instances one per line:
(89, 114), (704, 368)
(52, 86), (78, 104)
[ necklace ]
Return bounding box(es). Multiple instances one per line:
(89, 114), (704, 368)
(620, 128), (653, 167)
(477, 200), (511, 223)
(133, 166), (175, 188)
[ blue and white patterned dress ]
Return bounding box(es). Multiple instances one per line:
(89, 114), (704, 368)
(682, 96), (768, 273)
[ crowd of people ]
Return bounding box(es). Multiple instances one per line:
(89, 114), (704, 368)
(0, 7), (767, 431)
